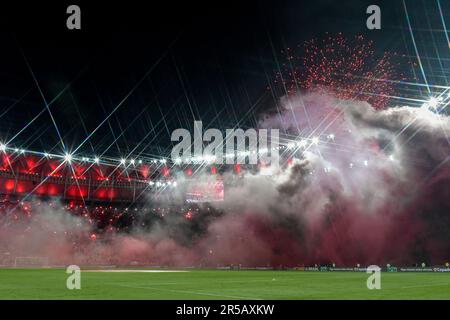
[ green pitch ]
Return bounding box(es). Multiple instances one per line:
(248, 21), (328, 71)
(0, 268), (449, 299)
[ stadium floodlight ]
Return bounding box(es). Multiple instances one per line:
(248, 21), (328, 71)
(20, 149), (25, 154)
(311, 137), (320, 145)
(44, 152), (49, 158)
(327, 133), (335, 140)
(94, 157), (100, 164)
(259, 148), (268, 154)
(120, 158), (126, 165)
(174, 158), (181, 164)
(172, 181), (177, 187)
(287, 142), (296, 149)
(138, 159), (142, 164)
(363, 160), (368, 167)
(428, 97), (439, 109)
(298, 140), (307, 148)
(0, 143), (7, 152)
(160, 159), (167, 164)
(204, 155), (216, 163)
(64, 153), (73, 163)
(130, 159), (135, 165)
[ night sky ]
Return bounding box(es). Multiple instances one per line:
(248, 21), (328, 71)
(0, 0), (443, 158)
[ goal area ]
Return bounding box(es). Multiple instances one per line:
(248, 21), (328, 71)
(13, 256), (49, 267)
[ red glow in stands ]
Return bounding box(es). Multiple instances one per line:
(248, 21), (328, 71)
(0, 152), (168, 203)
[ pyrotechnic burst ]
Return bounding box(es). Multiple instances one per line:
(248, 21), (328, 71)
(274, 33), (405, 109)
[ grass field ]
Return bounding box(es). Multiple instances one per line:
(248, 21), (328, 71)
(0, 268), (449, 299)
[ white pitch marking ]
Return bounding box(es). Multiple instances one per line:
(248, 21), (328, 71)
(401, 283), (450, 289)
(117, 284), (262, 300)
(83, 269), (188, 273)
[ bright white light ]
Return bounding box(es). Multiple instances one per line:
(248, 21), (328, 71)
(311, 137), (320, 145)
(298, 140), (307, 148)
(149, 181), (154, 186)
(287, 142), (296, 149)
(94, 157), (100, 164)
(82, 157), (89, 162)
(204, 155), (216, 163)
(172, 181), (177, 187)
(138, 160), (142, 164)
(44, 153), (49, 158)
(191, 156), (200, 163)
(174, 158), (181, 164)
(389, 155), (395, 161)
(120, 158), (126, 165)
(64, 153), (73, 163)
(0, 143), (7, 152)
(363, 160), (368, 167)
(428, 97), (439, 109)
(130, 159), (135, 165)
(327, 133), (335, 140)
(160, 159), (167, 164)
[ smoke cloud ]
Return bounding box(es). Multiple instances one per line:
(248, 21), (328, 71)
(1, 92), (449, 267)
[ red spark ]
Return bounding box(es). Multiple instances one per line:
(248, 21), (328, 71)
(185, 211), (193, 220)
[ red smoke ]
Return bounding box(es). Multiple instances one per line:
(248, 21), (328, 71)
(1, 92), (449, 268)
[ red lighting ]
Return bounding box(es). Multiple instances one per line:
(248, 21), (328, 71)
(140, 165), (150, 178)
(184, 210), (193, 220)
(5, 179), (15, 191)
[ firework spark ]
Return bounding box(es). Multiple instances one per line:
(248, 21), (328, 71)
(274, 33), (405, 109)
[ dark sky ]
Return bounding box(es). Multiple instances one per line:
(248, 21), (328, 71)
(0, 0), (432, 158)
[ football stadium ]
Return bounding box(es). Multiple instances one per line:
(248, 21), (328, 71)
(0, 0), (449, 306)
